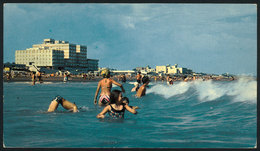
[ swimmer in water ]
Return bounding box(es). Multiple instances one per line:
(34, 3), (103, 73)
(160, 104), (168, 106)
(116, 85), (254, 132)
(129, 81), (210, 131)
(166, 74), (170, 85)
(122, 97), (139, 110)
(94, 69), (125, 106)
(96, 90), (137, 119)
(169, 77), (174, 85)
(47, 95), (78, 113)
(136, 76), (150, 98)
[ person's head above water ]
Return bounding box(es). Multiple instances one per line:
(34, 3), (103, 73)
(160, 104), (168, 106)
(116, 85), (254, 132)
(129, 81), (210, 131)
(121, 97), (129, 105)
(101, 68), (110, 78)
(142, 76), (150, 84)
(110, 89), (123, 104)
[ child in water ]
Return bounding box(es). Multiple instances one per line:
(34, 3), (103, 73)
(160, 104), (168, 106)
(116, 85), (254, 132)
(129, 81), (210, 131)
(97, 90), (137, 119)
(121, 97), (139, 110)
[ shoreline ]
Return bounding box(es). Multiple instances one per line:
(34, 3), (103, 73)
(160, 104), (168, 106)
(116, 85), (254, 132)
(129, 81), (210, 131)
(3, 77), (102, 83)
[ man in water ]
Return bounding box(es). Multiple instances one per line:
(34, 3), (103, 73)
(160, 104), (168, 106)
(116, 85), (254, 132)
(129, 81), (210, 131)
(47, 96), (78, 113)
(94, 69), (125, 106)
(136, 76), (150, 98)
(136, 72), (142, 84)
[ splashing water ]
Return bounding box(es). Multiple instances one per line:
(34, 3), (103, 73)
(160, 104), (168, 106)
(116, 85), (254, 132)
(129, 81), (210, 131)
(146, 82), (190, 99)
(147, 77), (256, 103)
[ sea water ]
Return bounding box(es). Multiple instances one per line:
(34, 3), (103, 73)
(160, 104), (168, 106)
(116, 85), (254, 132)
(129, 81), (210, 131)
(3, 77), (257, 148)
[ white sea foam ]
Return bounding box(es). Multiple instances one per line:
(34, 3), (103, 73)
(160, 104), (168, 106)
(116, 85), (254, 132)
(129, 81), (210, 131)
(146, 78), (257, 103)
(146, 82), (190, 99)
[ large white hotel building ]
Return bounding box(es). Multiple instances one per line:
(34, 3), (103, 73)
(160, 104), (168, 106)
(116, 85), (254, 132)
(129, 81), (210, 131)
(15, 38), (98, 72)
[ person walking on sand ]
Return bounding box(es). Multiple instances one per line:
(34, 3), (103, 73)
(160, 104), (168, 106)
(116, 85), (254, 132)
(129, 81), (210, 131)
(96, 90), (137, 119)
(136, 76), (150, 98)
(94, 69), (125, 106)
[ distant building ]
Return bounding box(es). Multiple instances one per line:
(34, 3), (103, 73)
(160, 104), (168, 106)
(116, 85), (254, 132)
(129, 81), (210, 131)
(156, 66), (167, 74)
(15, 38), (99, 72)
(87, 59), (99, 71)
(3, 62), (28, 73)
(156, 64), (193, 74)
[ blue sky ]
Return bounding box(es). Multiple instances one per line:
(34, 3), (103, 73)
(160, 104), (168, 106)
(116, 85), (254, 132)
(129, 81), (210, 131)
(4, 4), (257, 75)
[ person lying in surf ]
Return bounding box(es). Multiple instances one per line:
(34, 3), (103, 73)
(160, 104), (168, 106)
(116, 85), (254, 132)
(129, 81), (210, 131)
(136, 76), (150, 98)
(121, 97), (139, 110)
(94, 69), (125, 106)
(96, 90), (137, 119)
(47, 95), (78, 113)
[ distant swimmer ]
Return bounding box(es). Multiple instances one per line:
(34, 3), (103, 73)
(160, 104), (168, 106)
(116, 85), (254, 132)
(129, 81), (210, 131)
(94, 69), (125, 106)
(131, 82), (140, 92)
(166, 75), (170, 85)
(47, 95), (78, 113)
(31, 72), (36, 85)
(96, 90), (137, 119)
(154, 76), (157, 82)
(64, 73), (68, 82)
(136, 76), (150, 98)
(37, 71), (43, 83)
(169, 77), (174, 85)
(121, 74), (126, 83)
(136, 72), (142, 84)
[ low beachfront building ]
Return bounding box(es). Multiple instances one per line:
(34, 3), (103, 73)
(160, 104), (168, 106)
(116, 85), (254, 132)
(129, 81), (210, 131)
(156, 64), (193, 75)
(15, 38), (99, 72)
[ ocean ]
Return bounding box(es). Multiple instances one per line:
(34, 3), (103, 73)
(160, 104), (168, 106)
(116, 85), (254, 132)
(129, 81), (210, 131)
(3, 77), (257, 148)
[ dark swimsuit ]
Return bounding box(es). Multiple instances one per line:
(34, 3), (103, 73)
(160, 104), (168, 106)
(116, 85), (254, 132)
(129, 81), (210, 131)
(137, 79), (141, 84)
(54, 95), (63, 104)
(109, 105), (125, 118)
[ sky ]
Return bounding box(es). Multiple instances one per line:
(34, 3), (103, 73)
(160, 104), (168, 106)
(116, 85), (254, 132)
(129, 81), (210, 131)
(3, 3), (257, 75)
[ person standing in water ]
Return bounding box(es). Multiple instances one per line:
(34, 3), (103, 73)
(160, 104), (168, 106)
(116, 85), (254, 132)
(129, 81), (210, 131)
(96, 90), (137, 119)
(31, 72), (36, 85)
(37, 71), (43, 83)
(94, 69), (125, 106)
(136, 76), (150, 98)
(136, 72), (142, 84)
(47, 95), (78, 113)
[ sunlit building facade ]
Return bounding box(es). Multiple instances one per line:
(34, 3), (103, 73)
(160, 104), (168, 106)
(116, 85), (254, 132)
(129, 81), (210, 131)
(15, 39), (99, 71)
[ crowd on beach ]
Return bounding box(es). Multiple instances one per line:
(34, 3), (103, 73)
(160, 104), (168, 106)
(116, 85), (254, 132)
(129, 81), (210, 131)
(3, 69), (236, 84)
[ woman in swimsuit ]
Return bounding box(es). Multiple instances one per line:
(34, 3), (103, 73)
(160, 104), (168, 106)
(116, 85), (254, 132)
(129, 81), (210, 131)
(96, 90), (137, 119)
(94, 69), (125, 106)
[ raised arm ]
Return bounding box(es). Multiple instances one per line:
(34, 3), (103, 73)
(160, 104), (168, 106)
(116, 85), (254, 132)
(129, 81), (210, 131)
(111, 79), (125, 93)
(125, 104), (137, 114)
(96, 105), (110, 119)
(135, 86), (144, 98)
(94, 82), (101, 105)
